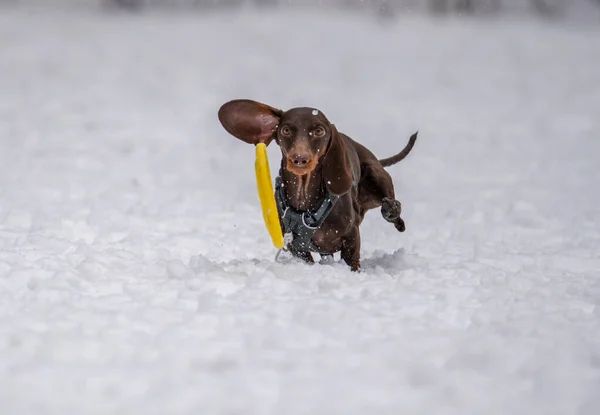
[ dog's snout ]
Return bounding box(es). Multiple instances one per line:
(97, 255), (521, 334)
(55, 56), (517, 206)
(291, 153), (311, 166)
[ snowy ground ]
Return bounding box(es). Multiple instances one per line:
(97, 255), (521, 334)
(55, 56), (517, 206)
(1, 6), (600, 415)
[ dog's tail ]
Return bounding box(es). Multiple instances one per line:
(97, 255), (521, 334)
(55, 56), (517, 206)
(378, 131), (418, 168)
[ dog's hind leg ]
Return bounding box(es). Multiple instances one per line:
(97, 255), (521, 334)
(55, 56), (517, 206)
(359, 161), (406, 232)
(381, 197), (406, 232)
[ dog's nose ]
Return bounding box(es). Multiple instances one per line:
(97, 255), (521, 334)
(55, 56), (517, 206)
(291, 153), (311, 166)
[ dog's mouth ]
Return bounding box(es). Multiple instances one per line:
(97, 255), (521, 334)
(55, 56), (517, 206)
(285, 158), (317, 176)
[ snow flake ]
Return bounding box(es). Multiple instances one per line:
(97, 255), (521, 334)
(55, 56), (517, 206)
(312, 109), (319, 115)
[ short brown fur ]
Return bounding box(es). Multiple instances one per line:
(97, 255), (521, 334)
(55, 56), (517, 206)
(218, 99), (418, 271)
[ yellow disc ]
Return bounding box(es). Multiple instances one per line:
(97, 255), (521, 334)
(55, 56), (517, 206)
(255, 143), (284, 249)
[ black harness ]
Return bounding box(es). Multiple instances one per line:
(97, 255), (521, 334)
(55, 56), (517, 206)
(273, 136), (359, 257)
(274, 176), (339, 254)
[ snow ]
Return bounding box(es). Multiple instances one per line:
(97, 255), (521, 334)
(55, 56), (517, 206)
(1, 6), (600, 415)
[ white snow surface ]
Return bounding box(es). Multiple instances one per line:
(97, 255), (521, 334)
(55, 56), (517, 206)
(1, 7), (600, 415)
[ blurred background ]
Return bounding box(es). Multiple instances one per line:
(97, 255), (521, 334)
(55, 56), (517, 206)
(3, 0), (600, 21)
(1, 0), (598, 261)
(1, 0), (600, 413)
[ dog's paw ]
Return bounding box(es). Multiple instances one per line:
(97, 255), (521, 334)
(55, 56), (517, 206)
(394, 218), (406, 232)
(381, 197), (402, 222)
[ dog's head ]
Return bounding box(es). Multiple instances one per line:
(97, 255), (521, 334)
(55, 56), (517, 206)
(218, 99), (352, 195)
(218, 99), (332, 175)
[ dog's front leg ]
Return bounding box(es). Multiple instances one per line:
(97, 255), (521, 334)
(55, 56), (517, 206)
(341, 227), (361, 272)
(288, 245), (314, 265)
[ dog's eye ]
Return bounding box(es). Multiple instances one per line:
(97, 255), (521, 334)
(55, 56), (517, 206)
(280, 126), (291, 136)
(313, 126), (326, 137)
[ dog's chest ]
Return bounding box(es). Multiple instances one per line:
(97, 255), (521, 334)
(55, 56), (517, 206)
(311, 226), (344, 253)
(285, 175), (323, 212)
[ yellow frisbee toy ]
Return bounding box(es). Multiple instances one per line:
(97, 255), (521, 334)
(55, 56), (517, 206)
(217, 99), (287, 250)
(254, 143), (284, 249)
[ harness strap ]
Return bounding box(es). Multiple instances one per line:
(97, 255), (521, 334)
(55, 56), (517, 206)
(274, 176), (339, 254)
(274, 142), (358, 254)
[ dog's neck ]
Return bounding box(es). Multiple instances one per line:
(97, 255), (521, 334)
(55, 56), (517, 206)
(280, 164), (327, 212)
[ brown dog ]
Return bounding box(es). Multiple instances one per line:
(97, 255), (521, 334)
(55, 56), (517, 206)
(218, 99), (417, 271)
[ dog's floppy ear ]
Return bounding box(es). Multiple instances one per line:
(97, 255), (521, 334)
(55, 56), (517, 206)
(218, 99), (283, 146)
(322, 124), (353, 196)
